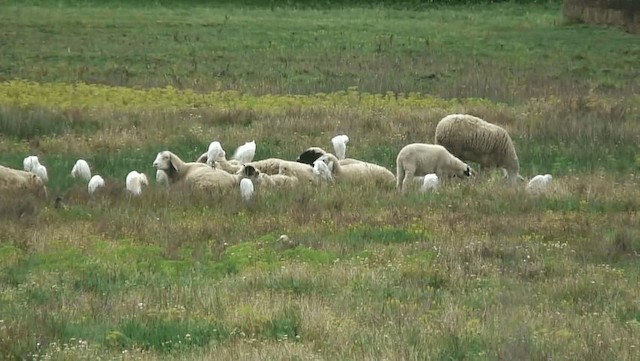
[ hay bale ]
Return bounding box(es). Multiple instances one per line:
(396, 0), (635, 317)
(564, 0), (639, 34)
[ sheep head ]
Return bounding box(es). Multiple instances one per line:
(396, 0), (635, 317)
(242, 164), (259, 179)
(296, 147), (326, 165)
(28, 173), (48, 200)
(153, 151), (172, 170)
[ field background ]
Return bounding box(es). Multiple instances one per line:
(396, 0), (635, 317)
(1, 0), (639, 360)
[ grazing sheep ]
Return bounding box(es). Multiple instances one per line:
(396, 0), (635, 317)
(88, 175), (105, 195)
(435, 113), (524, 183)
(0, 165), (48, 199)
(126, 171), (149, 196)
(232, 140), (257, 164)
(331, 134), (349, 160)
(153, 150), (248, 191)
(421, 173), (439, 193)
(296, 147), (327, 165)
(318, 153), (395, 185)
(71, 159), (92, 181)
(526, 174), (553, 195)
(395, 143), (471, 193)
(239, 178), (255, 202)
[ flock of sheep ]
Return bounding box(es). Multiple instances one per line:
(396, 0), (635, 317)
(0, 114), (555, 204)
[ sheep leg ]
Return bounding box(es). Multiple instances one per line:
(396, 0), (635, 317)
(396, 162), (405, 192)
(401, 167), (416, 194)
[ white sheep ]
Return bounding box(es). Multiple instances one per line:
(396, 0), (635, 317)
(526, 174), (553, 195)
(331, 134), (349, 160)
(318, 153), (395, 186)
(251, 172), (300, 189)
(278, 160), (316, 184)
(421, 173), (439, 193)
(395, 143), (471, 193)
(435, 113), (524, 183)
(0, 164), (48, 199)
(239, 178), (255, 202)
(238, 164), (298, 189)
(88, 175), (105, 195)
(232, 140), (257, 164)
(71, 159), (92, 181)
(153, 150), (213, 185)
(126, 171), (149, 196)
(242, 158), (296, 176)
(153, 150), (247, 190)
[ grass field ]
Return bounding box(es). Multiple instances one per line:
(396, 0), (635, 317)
(1, 1), (640, 360)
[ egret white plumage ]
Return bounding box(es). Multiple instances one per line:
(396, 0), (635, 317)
(206, 141), (225, 167)
(526, 174), (553, 194)
(313, 158), (333, 183)
(126, 171), (149, 196)
(23, 155), (39, 172)
(71, 159), (92, 181)
(232, 140), (256, 164)
(23, 155), (48, 183)
(32, 163), (48, 183)
(331, 134), (349, 160)
(88, 175), (105, 194)
(239, 178), (254, 202)
(421, 173), (439, 193)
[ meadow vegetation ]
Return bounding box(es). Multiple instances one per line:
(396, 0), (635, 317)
(0, 0), (639, 360)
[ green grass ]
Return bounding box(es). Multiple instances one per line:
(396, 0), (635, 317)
(1, 1), (638, 102)
(0, 1), (639, 360)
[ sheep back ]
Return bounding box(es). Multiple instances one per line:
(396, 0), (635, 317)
(395, 143), (470, 192)
(435, 114), (520, 179)
(0, 165), (48, 199)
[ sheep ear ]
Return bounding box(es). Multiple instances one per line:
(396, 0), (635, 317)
(168, 153), (179, 172)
